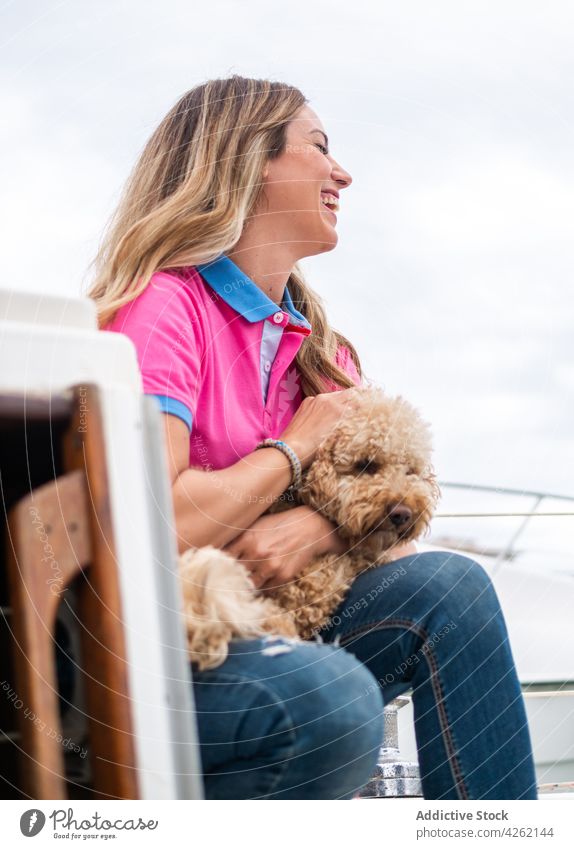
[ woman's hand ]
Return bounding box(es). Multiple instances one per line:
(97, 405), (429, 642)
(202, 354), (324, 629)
(279, 387), (364, 470)
(221, 505), (346, 590)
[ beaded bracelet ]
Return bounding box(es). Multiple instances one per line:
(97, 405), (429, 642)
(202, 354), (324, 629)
(254, 438), (303, 492)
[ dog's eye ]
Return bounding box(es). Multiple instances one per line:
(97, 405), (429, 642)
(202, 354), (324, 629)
(406, 468), (417, 476)
(353, 458), (379, 475)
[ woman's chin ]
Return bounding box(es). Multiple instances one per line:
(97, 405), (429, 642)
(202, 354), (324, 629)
(323, 232), (339, 252)
(294, 225), (338, 258)
(316, 224), (339, 252)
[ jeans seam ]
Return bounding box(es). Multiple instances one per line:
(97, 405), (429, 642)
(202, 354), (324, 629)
(338, 617), (470, 800)
(194, 671), (297, 798)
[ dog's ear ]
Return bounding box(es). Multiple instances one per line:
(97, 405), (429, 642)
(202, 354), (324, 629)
(297, 459), (341, 521)
(266, 483), (304, 514)
(314, 432), (337, 463)
(427, 470), (441, 508)
(296, 466), (313, 501)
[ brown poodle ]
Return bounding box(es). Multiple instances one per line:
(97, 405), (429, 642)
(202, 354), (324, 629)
(179, 385), (440, 670)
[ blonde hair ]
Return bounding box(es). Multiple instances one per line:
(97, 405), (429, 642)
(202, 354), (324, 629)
(86, 75), (362, 395)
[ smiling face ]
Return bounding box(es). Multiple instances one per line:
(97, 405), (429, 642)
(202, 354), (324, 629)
(257, 104), (352, 259)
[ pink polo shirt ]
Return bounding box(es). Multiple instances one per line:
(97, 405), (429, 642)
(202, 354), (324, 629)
(102, 255), (361, 471)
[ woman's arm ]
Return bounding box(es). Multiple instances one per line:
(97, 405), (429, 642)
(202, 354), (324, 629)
(165, 414), (300, 553)
(164, 388), (364, 555)
(165, 414), (419, 562)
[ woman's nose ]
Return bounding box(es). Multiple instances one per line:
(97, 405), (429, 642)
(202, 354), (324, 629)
(331, 158), (352, 189)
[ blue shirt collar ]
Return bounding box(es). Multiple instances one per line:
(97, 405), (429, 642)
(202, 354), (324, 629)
(196, 254), (312, 329)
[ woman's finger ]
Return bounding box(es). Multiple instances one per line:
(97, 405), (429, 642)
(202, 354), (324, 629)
(222, 536), (243, 558)
(235, 557), (260, 584)
(261, 569), (287, 590)
(247, 568), (265, 589)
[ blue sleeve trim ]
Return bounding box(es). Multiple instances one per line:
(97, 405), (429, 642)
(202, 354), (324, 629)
(147, 394), (193, 431)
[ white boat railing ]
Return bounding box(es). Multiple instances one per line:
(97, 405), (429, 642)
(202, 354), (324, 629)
(430, 481), (574, 575)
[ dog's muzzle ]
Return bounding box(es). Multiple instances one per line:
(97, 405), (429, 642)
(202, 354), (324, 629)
(388, 505), (412, 528)
(367, 505), (413, 536)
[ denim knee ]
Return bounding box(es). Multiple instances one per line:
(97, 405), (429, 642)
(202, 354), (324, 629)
(194, 637), (385, 799)
(392, 550), (502, 625)
(265, 641), (385, 798)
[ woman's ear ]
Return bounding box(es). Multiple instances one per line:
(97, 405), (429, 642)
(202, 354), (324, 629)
(262, 164), (269, 179)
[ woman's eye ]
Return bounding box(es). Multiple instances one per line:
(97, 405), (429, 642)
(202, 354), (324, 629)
(316, 143), (329, 155)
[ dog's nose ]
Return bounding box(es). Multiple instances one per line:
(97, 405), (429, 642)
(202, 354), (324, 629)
(388, 505), (412, 528)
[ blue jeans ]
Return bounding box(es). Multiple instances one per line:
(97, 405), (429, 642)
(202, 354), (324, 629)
(193, 551), (538, 800)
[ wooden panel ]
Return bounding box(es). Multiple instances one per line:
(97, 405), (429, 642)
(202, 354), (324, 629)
(6, 470), (90, 798)
(4, 382), (139, 800)
(62, 384), (139, 800)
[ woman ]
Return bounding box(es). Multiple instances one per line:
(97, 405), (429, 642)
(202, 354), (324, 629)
(89, 75), (537, 800)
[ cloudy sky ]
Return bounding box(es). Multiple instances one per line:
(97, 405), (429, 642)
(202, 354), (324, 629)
(2, 0), (573, 516)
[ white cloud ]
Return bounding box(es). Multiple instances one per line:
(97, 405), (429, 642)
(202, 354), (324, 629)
(397, 151), (574, 255)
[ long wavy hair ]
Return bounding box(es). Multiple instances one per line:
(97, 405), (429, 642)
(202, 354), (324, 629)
(86, 75), (362, 395)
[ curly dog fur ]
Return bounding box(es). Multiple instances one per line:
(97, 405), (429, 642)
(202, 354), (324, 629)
(179, 385), (440, 669)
